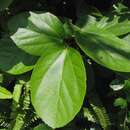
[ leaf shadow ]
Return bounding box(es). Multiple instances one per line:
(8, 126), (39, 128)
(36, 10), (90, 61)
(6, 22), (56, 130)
(0, 37), (38, 74)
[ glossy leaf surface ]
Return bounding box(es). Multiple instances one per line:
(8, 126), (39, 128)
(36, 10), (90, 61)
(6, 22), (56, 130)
(31, 48), (86, 128)
(11, 12), (66, 56)
(75, 30), (130, 72)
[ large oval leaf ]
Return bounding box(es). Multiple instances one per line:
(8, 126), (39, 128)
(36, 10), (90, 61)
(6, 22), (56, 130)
(75, 30), (130, 72)
(31, 48), (86, 128)
(11, 12), (66, 56)
(0, 38), (37, 75)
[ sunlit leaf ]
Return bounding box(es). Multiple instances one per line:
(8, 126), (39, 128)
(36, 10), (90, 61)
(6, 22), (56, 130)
(0, 86), (12, 99)
(11, 12), (66, 56)
(31, 47), (86, 128)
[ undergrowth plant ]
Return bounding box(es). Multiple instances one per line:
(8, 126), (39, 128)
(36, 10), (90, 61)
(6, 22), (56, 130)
(0, 0), (130, 130)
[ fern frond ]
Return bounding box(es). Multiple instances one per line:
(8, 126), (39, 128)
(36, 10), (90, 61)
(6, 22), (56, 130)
(0, 113), (10, 128)
(8, 81), (31, 130)
(23, 111), (40, 129)
(12, 82), (31, 130)
(89, 91), (111, 130)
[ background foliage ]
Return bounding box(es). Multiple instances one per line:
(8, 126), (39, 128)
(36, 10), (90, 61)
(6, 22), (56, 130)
(0, 0), (130, 130)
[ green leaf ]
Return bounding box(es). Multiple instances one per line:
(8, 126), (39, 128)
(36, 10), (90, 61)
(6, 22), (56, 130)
(0, 38), (37, 75)
(33, 124), (53, 130)
(0, 0), (13, 10)
(104, 18), (130, 36)
(75, 30), (130, 72)
(31, 47), (86, 128)
(124, 34), (130, 42)
(114, 97), (127, 109)
(113, 3), (129, 14)
(77, 15), (130, 36)
(63, 19), (74, 38)
(127, 112), (130, 123)
(83, 107), (96, 123)
(11, 12), (66, 56)
(124, 80), (130, 90)
(110, 79), (124, 91)
(0, 74), (3, 83)
(8, 12), (29, 34)
(0, 86), (12, 99)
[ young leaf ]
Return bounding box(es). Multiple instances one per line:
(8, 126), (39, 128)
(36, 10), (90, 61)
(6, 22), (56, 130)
(0, 86), (12, 99)
(75, 31), (130, 72)
(31, 47), (86, 128)
(0, 38), (37, 75)
(11, 12), (66, 56)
